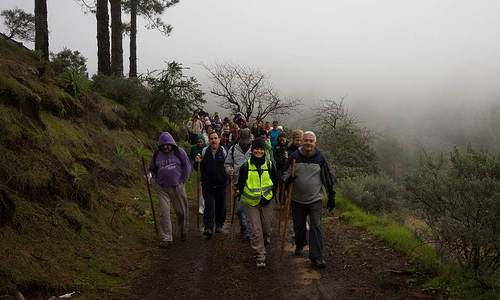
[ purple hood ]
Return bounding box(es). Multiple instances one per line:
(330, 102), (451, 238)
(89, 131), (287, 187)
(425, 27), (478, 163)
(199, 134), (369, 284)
(157, 131), (177, 149)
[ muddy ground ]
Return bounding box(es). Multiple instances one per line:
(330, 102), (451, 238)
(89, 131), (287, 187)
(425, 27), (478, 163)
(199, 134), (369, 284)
(122, 196), (435, 300)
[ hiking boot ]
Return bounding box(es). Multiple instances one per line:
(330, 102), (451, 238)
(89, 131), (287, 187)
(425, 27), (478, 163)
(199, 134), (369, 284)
(294, 246), (303, 255)
(215, 226), (223, 233)
(311, 259), (326, 269)
(159, 241), (171, 249)
(256, 260), (267, 269)
(240, 227), (247, 235)
(203, 228), (213, 238)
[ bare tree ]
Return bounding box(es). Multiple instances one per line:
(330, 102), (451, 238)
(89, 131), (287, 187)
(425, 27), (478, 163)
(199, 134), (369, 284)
(202, 61), (301, 121)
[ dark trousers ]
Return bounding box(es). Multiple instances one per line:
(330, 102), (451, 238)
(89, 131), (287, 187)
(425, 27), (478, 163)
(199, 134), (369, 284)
(202, 185), (227, 229)
(190, 132), (198, 145)
(291, 200), (324, 260)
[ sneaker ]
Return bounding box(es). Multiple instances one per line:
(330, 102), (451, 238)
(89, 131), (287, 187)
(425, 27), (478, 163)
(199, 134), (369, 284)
(311, 259), (326, 269)
(215, 226), (223, 233)
(256, 260), (267, 269)
(203, 228), (213, 238)
(294, 246), (303, 256)
(159, 241), (171, 249)
(264, 236), (271, 245)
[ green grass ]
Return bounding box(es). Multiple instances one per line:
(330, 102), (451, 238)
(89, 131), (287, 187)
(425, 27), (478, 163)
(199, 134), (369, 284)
(332, 194), (500, 299)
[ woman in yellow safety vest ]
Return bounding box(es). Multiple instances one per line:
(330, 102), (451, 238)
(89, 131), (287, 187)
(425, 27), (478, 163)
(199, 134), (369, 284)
(236, 138), (278, 269)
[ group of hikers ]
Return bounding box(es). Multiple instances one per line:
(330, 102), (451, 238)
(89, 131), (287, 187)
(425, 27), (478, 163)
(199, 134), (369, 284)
(147, 111), (336, 269)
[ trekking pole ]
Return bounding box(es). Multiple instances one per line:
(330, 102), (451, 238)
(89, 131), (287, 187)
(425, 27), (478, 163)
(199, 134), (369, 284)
(278, 182), (285, 235)
(142, 157), (158, 237)
(280, 159), (296, 261)
(229, 174), (234, 242)
(196, 160), (201, 230)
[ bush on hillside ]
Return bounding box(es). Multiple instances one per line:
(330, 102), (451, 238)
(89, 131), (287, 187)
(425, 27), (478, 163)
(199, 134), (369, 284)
(91, 74), (150, 117)
(319, 127), (379, 180)
(405, 144), (500, 274)
(338, 174), (404, 218)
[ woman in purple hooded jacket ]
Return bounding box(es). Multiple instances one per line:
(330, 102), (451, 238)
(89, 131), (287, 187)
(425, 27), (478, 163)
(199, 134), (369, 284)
(148, 132), (191, 248)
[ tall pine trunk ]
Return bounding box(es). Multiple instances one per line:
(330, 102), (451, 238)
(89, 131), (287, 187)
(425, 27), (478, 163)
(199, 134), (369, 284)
(110, 0), (123, 77)
(96, 0), (111, 75)
(129, 0), (137, 77)
(34, 0), (49, 60)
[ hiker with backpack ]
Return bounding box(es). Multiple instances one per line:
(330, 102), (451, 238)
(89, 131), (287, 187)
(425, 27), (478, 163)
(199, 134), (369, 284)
(235, 138), (278, 269)
(225, 128), (253, 240)
(147, 132), (191, 248)
(282, 131), (336, 268)
(194, 131), (228, 238)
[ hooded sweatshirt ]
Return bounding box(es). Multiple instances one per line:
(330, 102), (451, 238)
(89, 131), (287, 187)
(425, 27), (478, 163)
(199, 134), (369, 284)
(148, 132), (191, 187)
(189, 134), (206, 162)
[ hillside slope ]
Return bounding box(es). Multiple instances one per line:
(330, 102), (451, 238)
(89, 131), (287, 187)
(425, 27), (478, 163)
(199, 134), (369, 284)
(0, 41), (171, 299)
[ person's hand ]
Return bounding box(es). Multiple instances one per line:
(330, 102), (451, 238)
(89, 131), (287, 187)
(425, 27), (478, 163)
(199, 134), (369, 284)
(228, 166), (234, 176)
(284, 175), (296, 185)
(195, 153), (202, 163)
(147, 173), (153, 184)
(284, 151), (288, 160)
(327, 191), (336, 212)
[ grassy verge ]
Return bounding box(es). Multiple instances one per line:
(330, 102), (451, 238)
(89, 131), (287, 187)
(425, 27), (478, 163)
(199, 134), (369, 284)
(328, 194), (500, 299)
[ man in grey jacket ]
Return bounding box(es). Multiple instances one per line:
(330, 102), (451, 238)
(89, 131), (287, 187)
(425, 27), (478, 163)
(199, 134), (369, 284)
(282, 131), (335, 268)
(225, 128), (253, 238)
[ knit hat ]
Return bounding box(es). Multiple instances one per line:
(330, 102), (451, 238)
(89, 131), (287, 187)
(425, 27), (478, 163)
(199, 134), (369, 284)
(252, 138), (266, 150)
(240, 128), (252, 144)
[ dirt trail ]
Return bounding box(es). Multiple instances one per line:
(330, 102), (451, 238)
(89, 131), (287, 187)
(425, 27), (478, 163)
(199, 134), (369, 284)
(126, 198), (430, 300)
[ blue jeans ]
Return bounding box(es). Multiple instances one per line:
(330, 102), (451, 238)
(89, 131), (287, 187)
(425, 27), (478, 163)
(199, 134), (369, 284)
(291, 200), (324, 261)
(234, 195), (249, 236)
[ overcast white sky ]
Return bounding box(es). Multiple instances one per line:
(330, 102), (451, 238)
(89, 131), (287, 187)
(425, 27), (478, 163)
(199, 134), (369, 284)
(2, 0), (500, 130)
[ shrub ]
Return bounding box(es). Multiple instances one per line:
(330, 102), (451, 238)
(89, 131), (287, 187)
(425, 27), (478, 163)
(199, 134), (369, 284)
(58, 67), (89, 97)
(90, 74), (149, 116)
(404, 143), (500, 274)
(338, 174), (403, 217)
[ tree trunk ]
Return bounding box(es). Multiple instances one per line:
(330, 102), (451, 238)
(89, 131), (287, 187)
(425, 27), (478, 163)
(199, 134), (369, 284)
(110, 0), (123, 77)
(96, 0), (111, 75)
(34, 0), (49, 60)
(129, 0), (137, 77)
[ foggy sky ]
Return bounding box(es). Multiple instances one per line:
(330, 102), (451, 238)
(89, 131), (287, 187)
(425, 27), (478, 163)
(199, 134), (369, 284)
(2, 0), (500, 132)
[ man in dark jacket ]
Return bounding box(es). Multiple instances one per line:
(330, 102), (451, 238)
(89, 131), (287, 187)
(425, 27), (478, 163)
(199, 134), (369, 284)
(282, 131), (335, 268)
(148, 132), (191, 248)
(194, 131), (228, 237)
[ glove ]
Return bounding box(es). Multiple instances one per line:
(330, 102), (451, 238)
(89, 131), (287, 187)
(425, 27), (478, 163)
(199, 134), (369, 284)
(284, 175), (296, 185)
(327, 190), (336, 212)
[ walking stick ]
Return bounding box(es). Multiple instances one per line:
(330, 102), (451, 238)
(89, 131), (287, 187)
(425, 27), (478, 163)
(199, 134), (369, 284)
(196, 160), (201, 230)
(280, 159), (296, 261)
(142, 157), (158, 236)
(229, 174), (234, 242)
(278, 182), (285, 235)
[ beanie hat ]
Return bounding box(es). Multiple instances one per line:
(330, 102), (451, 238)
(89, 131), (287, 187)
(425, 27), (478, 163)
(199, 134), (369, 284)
(252, 138), (266, 150)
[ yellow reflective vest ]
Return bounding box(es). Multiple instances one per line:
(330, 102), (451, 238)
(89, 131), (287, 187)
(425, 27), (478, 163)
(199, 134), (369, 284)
(241, 159), (274, 206)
